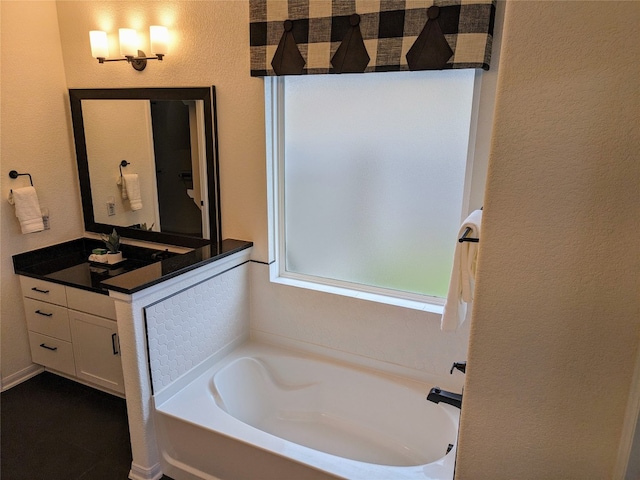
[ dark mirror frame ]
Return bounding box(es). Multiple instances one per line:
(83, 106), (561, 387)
(69, 87), (221, 248)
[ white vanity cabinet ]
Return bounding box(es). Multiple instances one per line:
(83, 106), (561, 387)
(19, 276), (125, 395)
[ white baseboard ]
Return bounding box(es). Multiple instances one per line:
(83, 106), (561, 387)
(1, 363), (43, 391)
(128, 462), (163, 480)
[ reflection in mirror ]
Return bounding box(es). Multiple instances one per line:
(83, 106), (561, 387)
(69, 88), (220, 247)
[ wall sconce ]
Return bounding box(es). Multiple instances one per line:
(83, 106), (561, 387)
(89, 26), (168, 71)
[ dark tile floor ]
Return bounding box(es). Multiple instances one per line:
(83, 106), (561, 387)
(1, 372), (172, 480)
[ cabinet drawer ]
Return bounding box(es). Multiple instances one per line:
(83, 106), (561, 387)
(28, 332), (76, 377)
(20, 276), (67, 307)
(24, 298), (71, 341)
(66, 287), (116, 320)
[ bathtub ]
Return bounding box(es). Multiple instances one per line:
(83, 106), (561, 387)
(153, 341), (460, 480)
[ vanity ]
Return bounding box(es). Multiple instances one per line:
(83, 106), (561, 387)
(13, 237), (252, 397)
(18, 271), (122, 394)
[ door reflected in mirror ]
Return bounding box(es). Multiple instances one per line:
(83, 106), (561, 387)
(70, 88), (220, 247)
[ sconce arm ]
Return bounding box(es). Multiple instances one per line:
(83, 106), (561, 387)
(95, 50), (164, 71)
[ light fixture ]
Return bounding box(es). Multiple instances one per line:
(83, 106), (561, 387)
(150, 26), (168, 57)
(89, 30), (109, 59)
(118, 28), (138, 57)
(89, 26), (168, 71)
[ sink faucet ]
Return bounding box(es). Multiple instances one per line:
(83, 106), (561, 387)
(151, 249), (171, 260)
(426, 387), (462, 409)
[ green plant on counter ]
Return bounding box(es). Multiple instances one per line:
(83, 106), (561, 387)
(101, 228), (121, 253)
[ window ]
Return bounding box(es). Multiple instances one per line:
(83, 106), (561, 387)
(266, 70), (489, 312)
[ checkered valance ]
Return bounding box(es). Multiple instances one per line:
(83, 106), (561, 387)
(250, 0), (496, 76)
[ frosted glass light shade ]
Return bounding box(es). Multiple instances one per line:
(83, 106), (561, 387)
(150, 26), (168, 55)
(89, 30), (109, 58)
(119, 28), (138, 56)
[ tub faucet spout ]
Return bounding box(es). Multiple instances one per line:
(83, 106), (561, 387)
(427, 387), (462, 409)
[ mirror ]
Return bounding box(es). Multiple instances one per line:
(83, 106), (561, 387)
(69, 87), (221, 248)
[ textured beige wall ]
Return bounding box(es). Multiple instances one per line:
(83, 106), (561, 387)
(456, 2), (640, 478)
(55, 0), (268, 260)
(0, 1), (84, 385)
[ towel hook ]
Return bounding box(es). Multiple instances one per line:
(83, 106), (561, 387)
(9, 170), (34, 186)
(119, 160), (130, 176)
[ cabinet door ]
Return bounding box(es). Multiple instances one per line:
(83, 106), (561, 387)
(69, 310), (125, 395)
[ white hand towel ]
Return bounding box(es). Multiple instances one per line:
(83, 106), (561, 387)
(441, 209), (482, 331)
(116, 176), (128, 199)
(8, 186), (45, 234)
(122, 173), (143, 211)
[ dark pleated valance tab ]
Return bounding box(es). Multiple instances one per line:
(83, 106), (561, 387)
(250, 0), (496, 76)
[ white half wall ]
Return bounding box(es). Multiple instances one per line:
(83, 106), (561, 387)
(114, 248), (252, 479)
(145, 262), (250, 394)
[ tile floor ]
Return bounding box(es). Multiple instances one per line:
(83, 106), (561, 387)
(1, 371), (172, 480)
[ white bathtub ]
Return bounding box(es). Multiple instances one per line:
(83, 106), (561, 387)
(153, 341), (460, 480)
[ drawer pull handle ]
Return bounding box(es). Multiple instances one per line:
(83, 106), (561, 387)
(31, 287), (50, 294)
(111, 333), (119, 355)
(39, 343), (58, 351)
(35, 310), (53, 317)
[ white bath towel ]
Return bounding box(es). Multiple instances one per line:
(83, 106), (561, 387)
(8, 186), (45, 234)
(441, 209), (482, 331)
(119, 174), (143, 211)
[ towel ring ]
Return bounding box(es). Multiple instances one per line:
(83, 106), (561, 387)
(458, 207), (482, 243)
(119, 160), (130, 176)
(9, 170), (34, 186)
(459, 227), (479, 243)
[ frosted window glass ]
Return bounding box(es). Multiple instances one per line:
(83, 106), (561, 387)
(283, 70), (474, 298)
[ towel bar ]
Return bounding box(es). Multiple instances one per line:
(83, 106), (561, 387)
(459, 227), (479, 243)
(119, 160), (130, 176)
(9, 170), (34, 187)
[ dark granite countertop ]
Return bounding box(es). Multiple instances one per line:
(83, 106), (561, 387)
(13, 238), (253, 296)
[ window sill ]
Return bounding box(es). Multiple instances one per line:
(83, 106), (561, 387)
(269, 265), (445, 315)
